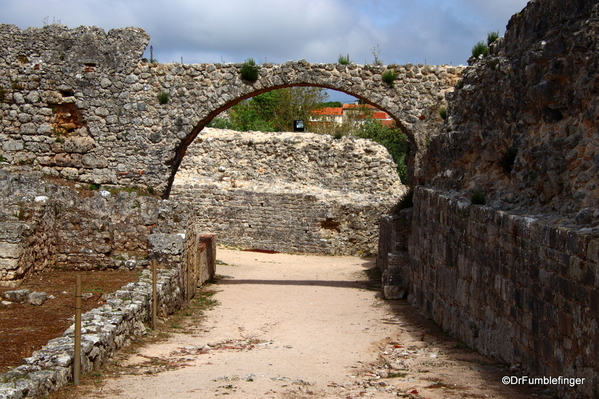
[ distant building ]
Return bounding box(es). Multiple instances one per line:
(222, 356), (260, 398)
(310, 103), (394, 130)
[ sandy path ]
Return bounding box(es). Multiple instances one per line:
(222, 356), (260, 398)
(76, 249), (551, 399)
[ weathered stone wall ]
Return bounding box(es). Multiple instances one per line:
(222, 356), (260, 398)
(0, 195), (216, 399)
(0, 264), (189, 398)
(0, 23), (462, 195)
(404, 187), (598, 398)
(377, 1), (599, 397)
(423, 0), (599, 217)
(171, 129), (404, 256)
(0, 168), (191, 285)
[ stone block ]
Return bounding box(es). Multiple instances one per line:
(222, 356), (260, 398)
(3, 289), (29, 302)
(0, 258), (19, 271)
(27, 291), (48, 306)
(0, 242), (22, 258)
(148, 233), (184, 255)
(2, 140), (23, 151)
(63, 137), (96, 154)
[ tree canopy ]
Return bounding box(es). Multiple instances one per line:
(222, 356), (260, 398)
(213, 87), (329, 132)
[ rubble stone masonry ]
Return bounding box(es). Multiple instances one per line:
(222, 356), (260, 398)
(377, 1), (599, 397)
(0, 23), (461, 195)
(171, 129), (405, 256)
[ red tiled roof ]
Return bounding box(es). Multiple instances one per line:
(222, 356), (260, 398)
(372, 111), (390, 120)
(312, 107), (343, 116)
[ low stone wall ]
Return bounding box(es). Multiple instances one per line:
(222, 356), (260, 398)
(379, 187), (598, 398)
(0, 225), (216, 399)
(0, 267), (180, 399)
(0, 168), (191, 285)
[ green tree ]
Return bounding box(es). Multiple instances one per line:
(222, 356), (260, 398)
(229, 99), (276, 132)
(355, 119), (409, 183)
(316, 101), (343, 108)
(228, 87), (328, 132)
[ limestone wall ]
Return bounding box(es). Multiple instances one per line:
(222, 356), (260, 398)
(171, 129), (404, 256)
(0, 168), (191, 285)
(0, 23), (462, 195)
(423, 0), (599, 217)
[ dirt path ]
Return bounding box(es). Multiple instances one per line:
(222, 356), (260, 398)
(62, 249), (553, 399)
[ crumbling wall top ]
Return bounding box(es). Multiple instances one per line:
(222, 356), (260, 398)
(0, 23), (149, 72)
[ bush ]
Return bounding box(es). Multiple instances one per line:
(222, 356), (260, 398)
(487, 31), (499, 46)
(157, 92), (169, 104)
(333, 131), (343, 140)
(208, 117), (233, 129)
(470, 188), (486, 205)
(471, 41), (489, 59)
(338, 54), (351, 65)
(439, 108), (447, 120)
(381, 69), (397, 88)
(240, 58), (259, 82)
(355, 119), (409, 184)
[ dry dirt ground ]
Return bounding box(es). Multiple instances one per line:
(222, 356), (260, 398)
(0, 269), (139, 373)
(5, 249), (558, 398)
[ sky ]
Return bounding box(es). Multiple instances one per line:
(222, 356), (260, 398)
(1, 0), (530, 102)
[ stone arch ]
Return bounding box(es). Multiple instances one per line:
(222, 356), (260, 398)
(0, 24), (462, 197)
(163, 61), (462, 197)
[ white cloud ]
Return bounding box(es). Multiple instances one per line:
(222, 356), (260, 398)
(0, 0), (530, 66)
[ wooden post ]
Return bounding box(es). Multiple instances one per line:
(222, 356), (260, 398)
(74, 275), (82, 385)
(152, 259), (157, 330)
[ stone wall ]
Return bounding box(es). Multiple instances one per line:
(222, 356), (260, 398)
(0, 168), (191, 285)
(0, 23), (462, 195)
(401, 187), (598, 398)
(423, 0), (599, 217)
(0, 261), (200, 398)
(0, 180), (216, 399)
(377, 1), (599, 397)
(171, 129), (404, 256)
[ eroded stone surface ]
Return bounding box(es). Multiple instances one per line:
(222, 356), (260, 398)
(171, 128), (405, 256)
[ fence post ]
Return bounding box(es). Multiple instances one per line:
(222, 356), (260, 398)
(74, 275), (82, 385)
(152, 259), (157, 330)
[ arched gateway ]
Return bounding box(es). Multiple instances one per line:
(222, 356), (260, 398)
(0, 24), (463, 196)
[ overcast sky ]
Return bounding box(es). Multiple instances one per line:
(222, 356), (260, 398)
(1, 0), (529, 101)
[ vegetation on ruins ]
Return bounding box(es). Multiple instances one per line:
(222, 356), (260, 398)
(370, 44), (383, 65)
(355, 119), (408, 183)
(217, 87), (328, 132)
(439, 107), (447, 120)
(338, 53), (351, 65)
(487, 31), (499, 45)
(469, 188), (486, 205)
(470, 31), (500, 63)
(240, 58), (259, 82)
(157, 91), (169, 104)
(382, 69), (398, 88)
(471, 41), (489, 59)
